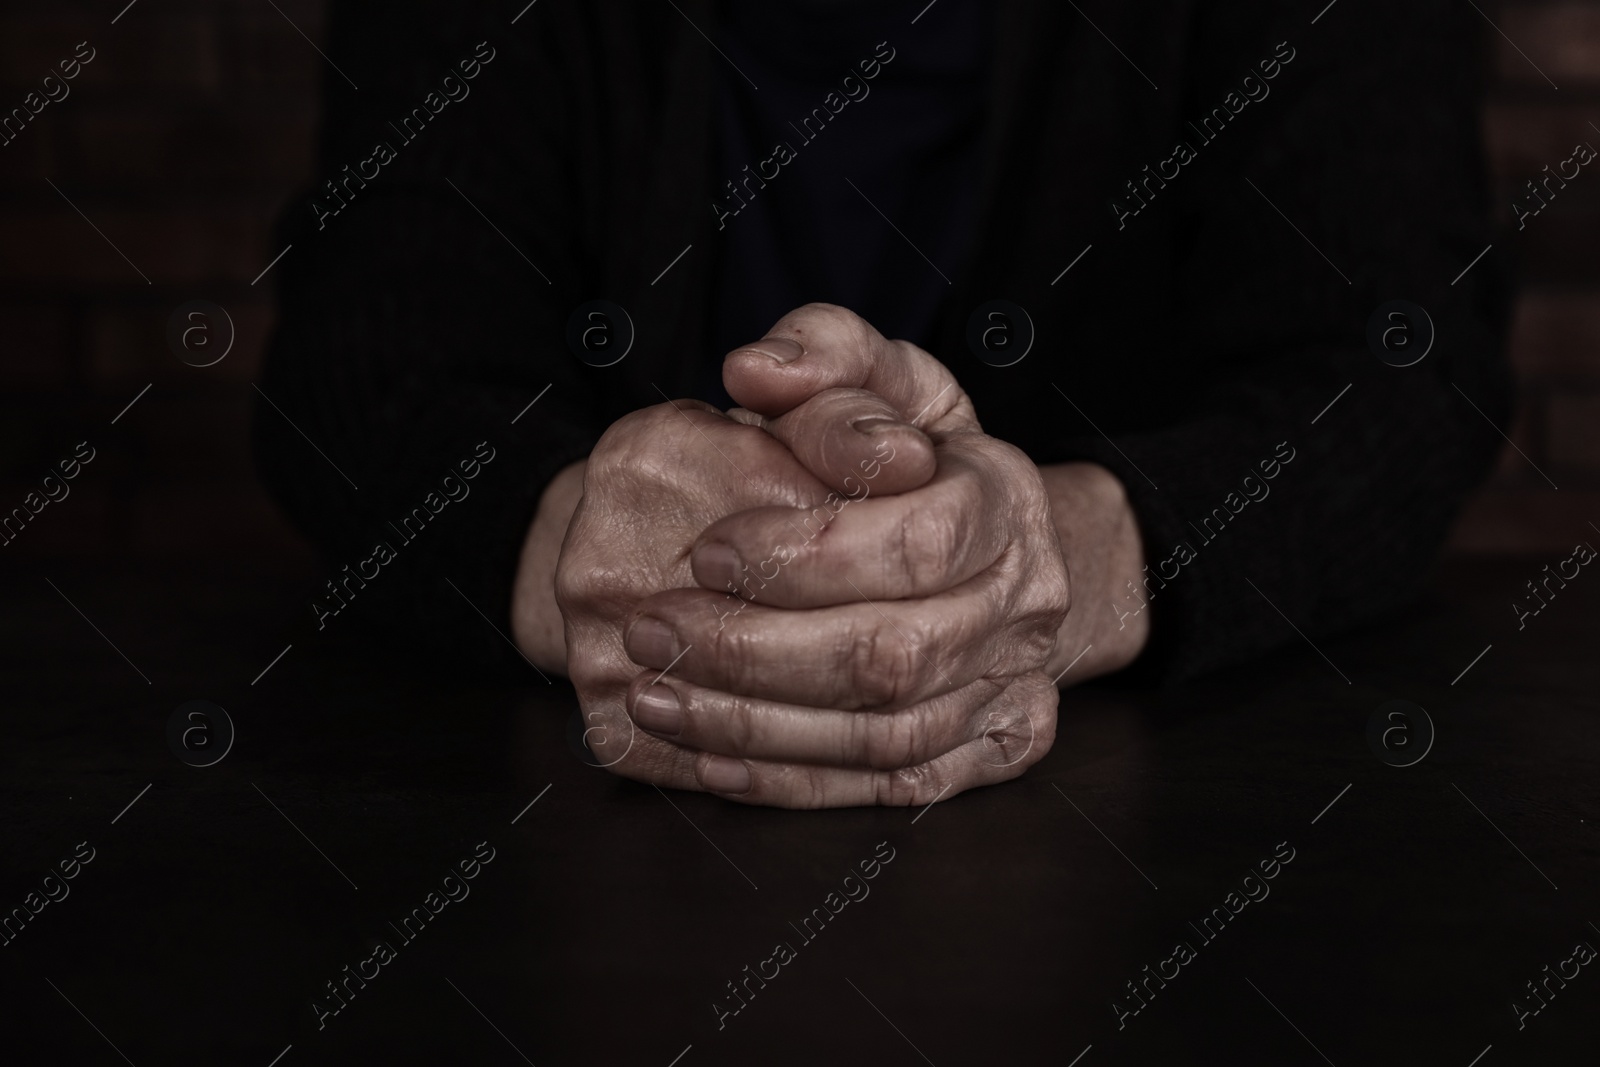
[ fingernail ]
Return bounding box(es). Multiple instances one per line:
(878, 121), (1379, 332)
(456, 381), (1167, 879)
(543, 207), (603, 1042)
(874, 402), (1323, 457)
(700, 754), (752, 794)
(850, 415), (900, 436)
(695, 541), (742, 590)
(626, 616), (679, 667)
(633, 685), (682, 735)
(741, 337), (804, 364)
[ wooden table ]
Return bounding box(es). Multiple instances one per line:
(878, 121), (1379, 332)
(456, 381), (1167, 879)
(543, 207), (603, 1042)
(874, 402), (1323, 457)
(2, 557), (1595, 1065)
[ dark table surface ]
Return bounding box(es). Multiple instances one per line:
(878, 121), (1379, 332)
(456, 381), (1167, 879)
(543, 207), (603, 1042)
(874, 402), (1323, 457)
(1, 556), (1596, 1066)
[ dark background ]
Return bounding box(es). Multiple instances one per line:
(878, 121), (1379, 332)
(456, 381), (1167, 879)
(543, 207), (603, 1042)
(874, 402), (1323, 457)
(1, 0), (1598, 564)
(3, 5), (1599, 1065)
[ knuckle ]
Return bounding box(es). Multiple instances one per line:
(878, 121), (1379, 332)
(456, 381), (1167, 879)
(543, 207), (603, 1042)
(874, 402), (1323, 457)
(988, 436), (1041, 481)
(1044, 556), (1072, 616)
(1016, 556), (1072, 666)
(976, 701), (1029, 766)
(557, 558), (634, 615)
(851, 619), (924, 707)
(839, 307), (876, 350)
(982, 677), (1058, 770)
(800, 301), (860, 331)
(1013, 627), (1058, 672)
(1030, 700), (1058, 765)
(575, 695), (643, 774)
(589, 407), (653, 467)
(860, 710), (921, 770)
(788, 302), (874, 356)
(723, 695), (758, 755)
(552, 558), (583, 612)
(892, 505), (961, 595)
(590, 404), (694, 478)
(704, 612), (760, 691)
(799, 763), (842, 810)
(1006, 599), (1069, 674)
(872, 762), (947, 807)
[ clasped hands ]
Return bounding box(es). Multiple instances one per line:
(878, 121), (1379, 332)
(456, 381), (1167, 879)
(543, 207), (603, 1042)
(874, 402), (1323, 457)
(523, 304), (1143, 808)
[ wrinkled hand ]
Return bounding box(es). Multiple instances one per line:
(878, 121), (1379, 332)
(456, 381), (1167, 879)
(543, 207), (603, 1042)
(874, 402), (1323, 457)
(553, 386), (930, 793)
(621, 304), (1072, 807)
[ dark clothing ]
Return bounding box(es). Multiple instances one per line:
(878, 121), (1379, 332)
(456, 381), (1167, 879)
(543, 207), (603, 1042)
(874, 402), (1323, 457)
(255, 0), (1510, 682)
(703, 0), (992, 406)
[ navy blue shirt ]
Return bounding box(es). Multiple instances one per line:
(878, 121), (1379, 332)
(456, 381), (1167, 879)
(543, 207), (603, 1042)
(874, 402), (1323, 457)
(701, 0), (993, 405)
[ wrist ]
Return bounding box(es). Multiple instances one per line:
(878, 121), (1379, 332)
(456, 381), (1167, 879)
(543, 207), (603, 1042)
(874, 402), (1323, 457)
(511, 459), (588, 674)
(1038, 461), (1150, 682)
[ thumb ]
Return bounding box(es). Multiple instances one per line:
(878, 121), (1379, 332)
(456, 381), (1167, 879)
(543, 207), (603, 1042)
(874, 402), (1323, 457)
(722, 303), (980, 435)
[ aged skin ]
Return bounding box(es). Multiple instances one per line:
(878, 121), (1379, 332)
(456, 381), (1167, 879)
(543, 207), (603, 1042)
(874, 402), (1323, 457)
(513, 304), (1148, 809)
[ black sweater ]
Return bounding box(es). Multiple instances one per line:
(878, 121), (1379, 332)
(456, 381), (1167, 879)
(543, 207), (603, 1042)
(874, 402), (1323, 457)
(254, 0), (1511, 682)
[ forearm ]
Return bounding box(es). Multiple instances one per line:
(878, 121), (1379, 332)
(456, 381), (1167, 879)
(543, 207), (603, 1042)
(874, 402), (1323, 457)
(512, 459), (588, 674)
(1038, 462), (1150, 683)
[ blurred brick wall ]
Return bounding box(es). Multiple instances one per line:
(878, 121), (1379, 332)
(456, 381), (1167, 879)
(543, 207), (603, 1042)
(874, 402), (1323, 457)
(0, 0), (317, 563)
(1452, 0), (1600, 551)
(0, 0), (1592, 563)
